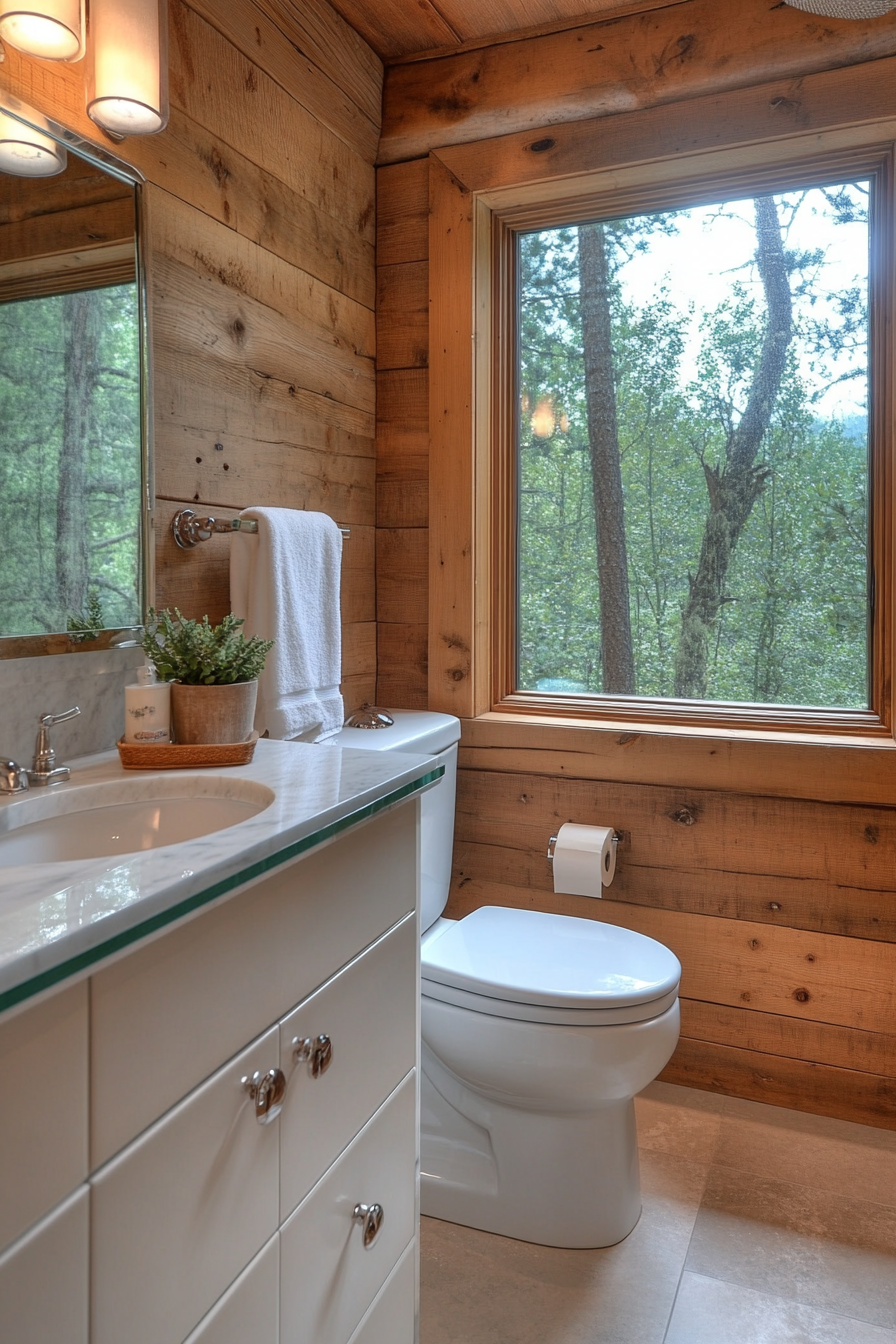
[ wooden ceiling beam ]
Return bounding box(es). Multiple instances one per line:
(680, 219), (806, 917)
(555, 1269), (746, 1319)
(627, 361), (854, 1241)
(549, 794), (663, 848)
(385, 0), (682, 65)
(379, 0), (896, 164)
(327, 0), (460, 62)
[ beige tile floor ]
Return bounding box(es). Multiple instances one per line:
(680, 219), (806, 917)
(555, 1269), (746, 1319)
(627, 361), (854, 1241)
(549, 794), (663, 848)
(420, 1082), (896, 1344)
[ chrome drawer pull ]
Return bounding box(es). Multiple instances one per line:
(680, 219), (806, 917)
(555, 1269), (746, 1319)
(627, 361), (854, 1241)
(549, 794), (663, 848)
(352, 1202), (384, 1248)
(293, 1033), (333, 1078)
(242, 1068), (287, 1125)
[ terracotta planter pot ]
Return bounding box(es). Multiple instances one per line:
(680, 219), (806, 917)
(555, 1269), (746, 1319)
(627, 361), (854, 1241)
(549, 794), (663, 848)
(170, 680), (258, 745)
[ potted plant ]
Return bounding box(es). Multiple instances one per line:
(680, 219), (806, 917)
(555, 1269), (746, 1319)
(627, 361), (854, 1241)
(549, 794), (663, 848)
(141, 608), (273, 745)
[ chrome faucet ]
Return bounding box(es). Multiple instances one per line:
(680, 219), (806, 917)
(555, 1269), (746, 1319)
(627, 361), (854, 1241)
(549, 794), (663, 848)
(0, 759), (29, 795)
(28, 707), (81, 786)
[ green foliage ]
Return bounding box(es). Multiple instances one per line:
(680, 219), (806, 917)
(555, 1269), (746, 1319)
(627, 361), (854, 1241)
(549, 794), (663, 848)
(0, 283), (141, 637)
(141, 608), (273, 686)
(517, 182), (869, 711)
(66, 591), (105, 643)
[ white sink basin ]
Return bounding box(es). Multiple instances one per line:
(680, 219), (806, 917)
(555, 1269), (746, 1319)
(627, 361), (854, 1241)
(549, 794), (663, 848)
(0, 775), (275, 866)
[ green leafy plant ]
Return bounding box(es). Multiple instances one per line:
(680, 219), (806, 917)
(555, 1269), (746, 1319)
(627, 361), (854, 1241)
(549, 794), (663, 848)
(67, 591), (105, 643)
(141, 608), (273, 685)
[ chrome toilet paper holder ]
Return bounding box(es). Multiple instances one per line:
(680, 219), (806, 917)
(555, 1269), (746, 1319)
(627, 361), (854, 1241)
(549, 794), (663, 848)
(547, 831), (623, 861)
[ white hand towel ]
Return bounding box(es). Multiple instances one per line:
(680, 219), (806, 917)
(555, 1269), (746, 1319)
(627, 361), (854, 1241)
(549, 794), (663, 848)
(229, 507), (344, 743)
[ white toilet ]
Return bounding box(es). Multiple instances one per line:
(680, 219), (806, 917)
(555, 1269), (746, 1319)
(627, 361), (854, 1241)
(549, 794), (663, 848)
(329, 708), (681, 1249)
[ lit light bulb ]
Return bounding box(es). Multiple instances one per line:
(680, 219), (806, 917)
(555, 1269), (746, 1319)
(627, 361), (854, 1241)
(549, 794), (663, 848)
(531, 398), (555, 439)
(0, 1), (83, 60)
(0, 105), (67, 176)
(87, 0), (168, 137)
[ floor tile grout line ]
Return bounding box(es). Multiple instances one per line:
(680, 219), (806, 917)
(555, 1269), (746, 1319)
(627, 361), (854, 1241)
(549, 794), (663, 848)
(703, 1155), (896, 1215)
(670, 1266), (896, 1338)
(659, 1253), (689, 1344)
(643, 1138), (718, 1344)
(679, 1156), (896, 1336)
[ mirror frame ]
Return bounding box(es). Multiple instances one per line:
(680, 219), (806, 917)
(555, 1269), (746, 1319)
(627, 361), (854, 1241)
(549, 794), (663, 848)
(0, 91), (152, 659)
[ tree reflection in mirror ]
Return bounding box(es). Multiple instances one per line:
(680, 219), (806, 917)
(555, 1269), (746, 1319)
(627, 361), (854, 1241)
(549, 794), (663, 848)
(0, 146), (140, 643)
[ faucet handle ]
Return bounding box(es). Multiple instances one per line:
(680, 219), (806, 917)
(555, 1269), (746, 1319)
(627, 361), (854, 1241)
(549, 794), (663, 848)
(39, 707), (81, 729)
(0, 759), (28, 795)
(30, 706), (81, 786)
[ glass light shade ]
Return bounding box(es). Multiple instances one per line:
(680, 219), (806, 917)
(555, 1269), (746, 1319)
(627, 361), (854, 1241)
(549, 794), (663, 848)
(0, 0), (83, 60)
(87, 0), (168, 136)
(0, 105), (66, 176)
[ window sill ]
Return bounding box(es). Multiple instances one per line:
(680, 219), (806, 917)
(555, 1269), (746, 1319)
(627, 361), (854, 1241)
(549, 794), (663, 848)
(461, 708), (896, 806)
(491, 694), (892, 746)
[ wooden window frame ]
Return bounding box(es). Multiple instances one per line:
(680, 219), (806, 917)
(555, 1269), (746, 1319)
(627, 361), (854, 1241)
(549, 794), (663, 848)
(428, 59), (896, 761)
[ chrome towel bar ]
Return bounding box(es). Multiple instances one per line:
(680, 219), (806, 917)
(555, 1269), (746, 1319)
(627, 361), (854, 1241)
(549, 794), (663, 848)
(172, 508), (350, 550)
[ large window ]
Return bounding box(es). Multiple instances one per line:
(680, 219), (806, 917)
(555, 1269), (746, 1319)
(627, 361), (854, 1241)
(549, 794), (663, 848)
(517, 178), (871, 714)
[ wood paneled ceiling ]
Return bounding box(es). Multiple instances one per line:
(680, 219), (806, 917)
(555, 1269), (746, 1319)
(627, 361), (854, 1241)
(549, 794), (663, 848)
(326, 0), (671, 62)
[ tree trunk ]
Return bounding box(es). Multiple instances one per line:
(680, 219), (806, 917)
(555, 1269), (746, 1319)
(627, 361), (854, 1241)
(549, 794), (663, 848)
(56, 290), (97, 620)
(578, 222), (636, 695)
(673, 195), (793, 699)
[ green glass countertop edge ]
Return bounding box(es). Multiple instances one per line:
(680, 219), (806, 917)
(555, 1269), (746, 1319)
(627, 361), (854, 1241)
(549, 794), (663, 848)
(0, 764), (444, 1017)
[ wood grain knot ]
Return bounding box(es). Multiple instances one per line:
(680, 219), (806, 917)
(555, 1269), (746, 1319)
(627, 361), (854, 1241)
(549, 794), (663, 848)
(749, 939), (761, 950)
(670, 806), (697, 826)
(792, 988), (811, 1003)
(768, 901), (782, 911)
(529, 137), (556, 153)
(447, 668), (465, 682)
(865, 825), (879, 845)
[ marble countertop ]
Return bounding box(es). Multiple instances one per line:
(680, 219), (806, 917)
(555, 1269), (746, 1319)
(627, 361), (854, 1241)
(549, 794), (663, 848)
(0, 739), (441, 1016)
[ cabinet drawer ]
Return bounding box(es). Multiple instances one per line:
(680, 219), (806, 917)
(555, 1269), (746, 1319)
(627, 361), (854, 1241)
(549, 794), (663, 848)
(0, 981), (87, 1251)
(280, 1070), (417, 1344)
(183, 1234), (278, 1344)
(91, 798), (417, 1165)
(348, 1238), (416, 1344)
(279, 912), (417, 1219)
(0, 1185), (88, 1344)
(91, 1026), (281, 1344)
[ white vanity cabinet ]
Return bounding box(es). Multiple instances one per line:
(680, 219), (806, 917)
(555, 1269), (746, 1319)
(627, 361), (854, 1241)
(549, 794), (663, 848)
(0, 794), (421, 1344)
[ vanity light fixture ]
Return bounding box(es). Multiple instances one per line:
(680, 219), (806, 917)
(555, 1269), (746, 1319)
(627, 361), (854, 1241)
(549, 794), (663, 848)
(86, 0), (168, 137)
(0, 100), (66, 175)
(0, 0), (84, 61)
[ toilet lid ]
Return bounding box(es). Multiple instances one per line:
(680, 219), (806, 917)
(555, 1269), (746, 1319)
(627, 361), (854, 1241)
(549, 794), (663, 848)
(420, 906), (681, 1011)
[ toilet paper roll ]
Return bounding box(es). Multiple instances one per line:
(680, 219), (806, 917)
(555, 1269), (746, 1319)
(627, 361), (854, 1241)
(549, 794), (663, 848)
(552, 822), (616, 897)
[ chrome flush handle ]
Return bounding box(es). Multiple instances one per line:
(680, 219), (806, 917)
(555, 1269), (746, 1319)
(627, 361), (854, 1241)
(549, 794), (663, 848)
(352, 1203), (384, 1248)
(242, 1068), (287, 1125)
(293, 1033), (333, 1078)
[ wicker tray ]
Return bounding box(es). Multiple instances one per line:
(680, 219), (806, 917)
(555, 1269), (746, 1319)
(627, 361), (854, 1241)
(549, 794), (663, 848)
(117, 731), (259, 770)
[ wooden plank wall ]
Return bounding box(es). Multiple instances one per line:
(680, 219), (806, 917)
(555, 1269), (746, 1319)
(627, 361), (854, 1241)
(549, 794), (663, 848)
(3, 0), (382, 712)
(375, 11), (896, 1129)
(376, 161), (430, 707)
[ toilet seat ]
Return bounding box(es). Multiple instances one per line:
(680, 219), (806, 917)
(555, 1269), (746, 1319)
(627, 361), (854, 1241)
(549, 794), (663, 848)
(421, 977), (679, 1025)
(421, 905), (681, 1022)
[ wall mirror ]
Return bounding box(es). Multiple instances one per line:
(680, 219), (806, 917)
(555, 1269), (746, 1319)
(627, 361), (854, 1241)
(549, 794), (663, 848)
(0, 93), (149, 657)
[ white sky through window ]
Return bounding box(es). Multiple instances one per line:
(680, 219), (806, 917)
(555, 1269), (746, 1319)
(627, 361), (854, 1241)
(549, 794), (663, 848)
(609, 184), (870, 422)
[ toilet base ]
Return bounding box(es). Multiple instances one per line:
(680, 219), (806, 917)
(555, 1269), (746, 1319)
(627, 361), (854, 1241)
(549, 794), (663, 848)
(420, 1050), (642, 1249)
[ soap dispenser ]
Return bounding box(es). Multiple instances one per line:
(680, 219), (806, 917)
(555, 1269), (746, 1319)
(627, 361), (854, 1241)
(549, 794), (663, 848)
(124, 665), (171, 744)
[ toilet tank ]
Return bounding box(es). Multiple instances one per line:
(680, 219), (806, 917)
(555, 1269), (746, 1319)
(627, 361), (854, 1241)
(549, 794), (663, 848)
(327, 710), (461, 932)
